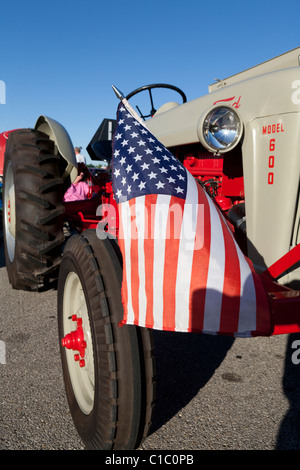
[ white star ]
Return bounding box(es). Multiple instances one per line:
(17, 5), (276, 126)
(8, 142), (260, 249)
(141, 128), (148, 134)
(178, 174), (185, 180)
(115, 133), (122, 140)
(163, 155), (170, 161)
(155, 146), (162, 152)
(148, 171), (157, 179)
(124, 124), (131, 131)
(127, 185), (132, 193)
(114, 149), (120, 157)
(152, 157), (160, 164)
(145, 148), (153, 155)
(114, 168), (120, 177)
(121, 177), (126, 186)
(141, 162), (150, 170)
(127, 146), (135, 154)
(132, 172), (139, 181)
(170, 164), (178, 171)
(155, 181), (165, 189)
(116, 189), (122, 198)
(130, 132), (138, 138)
(134, 154), (143, 161)
(148, 137), (155, 143)
(138, 181), (146, 190)
(121, 139), (128, 147)
(167, 176), (176, 184)
(120, 157), (126, 165)
(125, 164), (132, 173)
(138, 140), (146, 146)
(160, 167), (168, 173)
(175, 186), (184, 194)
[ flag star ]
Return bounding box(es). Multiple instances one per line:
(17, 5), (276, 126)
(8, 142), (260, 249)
(155, 181), (165, 189)
(148, 171), (157, 179)
(114, 149), (120, 157)
(125, 164), (132, 173)
(121, 177), (127, 186)
(175, 186), (184, 194)
(127, 146), (135, 154)
(115, 133), (122, 140)
(167, 176), (176, 184)
(132, 172), (139, 181)
(124, 124), (131, 131)
(127, 185), (132, 193)
(170, 164), (178, 171)
(138, 140), (146, 146)
(120, 156), (126, 165)
(163, 155), (170, 161)
(130, 132), (139, 138)
(119, 118), (124, 124)
(141, 162), (150, 170)
(138, 181), (146, 190)
(134, 154), (143, 161)
(152, 157), (160, 164)
(145, 148), (153, 155)
(116, 189), (122, 198)
(155, 146), (162, 152)
(178, 174), (185, 180)
(121, 139), (128, 147)
(114, 168), (120, 177)
(160, 167), (168, 173)
(141, 128), (148, 134)
(148, 137), (155, 143)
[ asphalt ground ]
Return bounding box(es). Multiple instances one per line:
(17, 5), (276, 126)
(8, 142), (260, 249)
(1, 219), (300, 451)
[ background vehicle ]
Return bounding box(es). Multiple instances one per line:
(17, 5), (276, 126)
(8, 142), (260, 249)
(2, 48), (300, 449)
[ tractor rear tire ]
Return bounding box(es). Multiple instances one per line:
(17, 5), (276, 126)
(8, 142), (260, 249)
(3, 129), (65, 290)
(57, 230), (155, 450)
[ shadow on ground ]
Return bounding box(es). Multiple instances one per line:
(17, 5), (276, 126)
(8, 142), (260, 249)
(149, 329), (234, 434)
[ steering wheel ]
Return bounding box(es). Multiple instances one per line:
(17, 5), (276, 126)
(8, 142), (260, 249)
(125, 83), (187, 120)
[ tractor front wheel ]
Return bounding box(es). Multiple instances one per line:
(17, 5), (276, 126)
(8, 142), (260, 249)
(58, 230), (155, 450)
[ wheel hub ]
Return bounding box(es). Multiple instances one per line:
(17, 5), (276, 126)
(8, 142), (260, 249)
(62, 315), (87, 368)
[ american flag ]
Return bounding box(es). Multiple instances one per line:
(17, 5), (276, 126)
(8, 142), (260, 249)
(112, 99), (272, 337)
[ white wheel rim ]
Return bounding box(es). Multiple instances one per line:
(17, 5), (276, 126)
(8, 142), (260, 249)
(63, 271), (95, 414)
(4, 161), (16, 262)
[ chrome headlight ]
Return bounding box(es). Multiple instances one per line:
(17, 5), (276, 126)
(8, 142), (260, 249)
(200, 106), (243, 153)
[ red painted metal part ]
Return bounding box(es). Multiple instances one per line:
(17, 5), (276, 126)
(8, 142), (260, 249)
(261, 244), (300, 335)
(0, 130), (16, 176)
(61, 315), (86, 368)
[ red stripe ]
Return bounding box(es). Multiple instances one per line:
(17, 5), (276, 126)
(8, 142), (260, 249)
(218, 213), (241, 334)
(188, 184), (212, 332)
(162, 197), (185, 331)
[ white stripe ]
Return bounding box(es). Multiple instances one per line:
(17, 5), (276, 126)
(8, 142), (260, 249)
(175, 171), (199, 331)
(220, 215), (257, 334)
(120, 201), (134, 324)
(152, 195), (171, 330)
(236, 248), (257, 333)
(134, 197), (147, 326)
(202, 192), (225, 332)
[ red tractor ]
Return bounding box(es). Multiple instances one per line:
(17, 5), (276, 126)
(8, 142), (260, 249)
(2, 48), (300, 449)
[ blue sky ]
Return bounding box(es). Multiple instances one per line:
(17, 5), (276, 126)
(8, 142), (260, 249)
(1, 0), (300, 164)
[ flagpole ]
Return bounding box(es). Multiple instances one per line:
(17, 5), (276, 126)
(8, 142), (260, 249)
(112, 85), (148, 128)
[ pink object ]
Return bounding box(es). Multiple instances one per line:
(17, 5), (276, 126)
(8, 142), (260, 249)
(63, 181), (90, 202)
